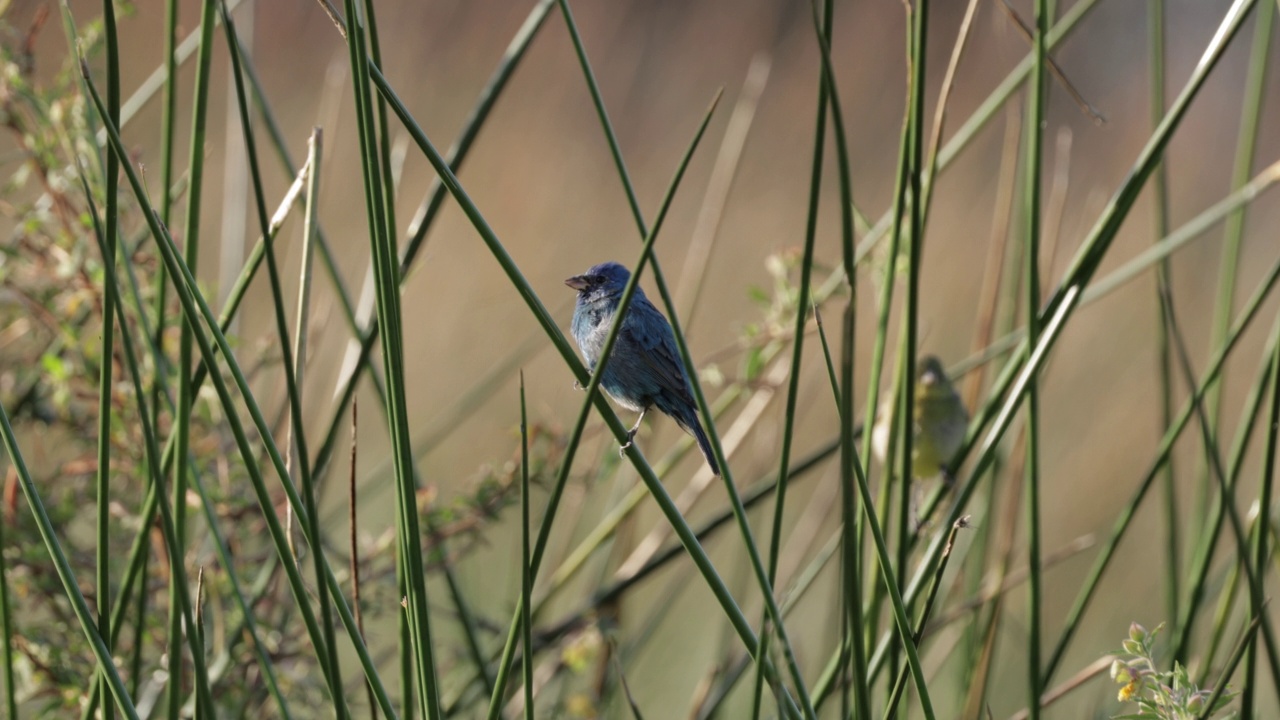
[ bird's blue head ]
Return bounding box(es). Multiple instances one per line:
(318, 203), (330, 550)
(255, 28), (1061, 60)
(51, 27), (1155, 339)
(565, 261), (631, 303)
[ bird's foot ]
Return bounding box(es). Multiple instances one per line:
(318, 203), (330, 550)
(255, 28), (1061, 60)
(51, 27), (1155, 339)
(618, 428), (638, 457)
(910, 483), (927, 534)
(573, 380), (584, 391)
(912, 513), (928, 535)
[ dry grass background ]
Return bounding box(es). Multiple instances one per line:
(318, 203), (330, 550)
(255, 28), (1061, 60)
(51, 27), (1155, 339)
(2, 0), (1279, 716)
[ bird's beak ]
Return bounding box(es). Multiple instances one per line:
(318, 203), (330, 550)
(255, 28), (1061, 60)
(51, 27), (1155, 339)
(564, 274), (591, 291)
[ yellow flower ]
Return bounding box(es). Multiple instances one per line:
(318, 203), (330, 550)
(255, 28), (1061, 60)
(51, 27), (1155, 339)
(1118, 679), (1141, 703)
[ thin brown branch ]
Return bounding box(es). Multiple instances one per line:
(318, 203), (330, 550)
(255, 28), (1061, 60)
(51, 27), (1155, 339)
(963, 105), (1022, 411)
(313, 0), (347, 39)
(1005, 655), (1114, 720)
(997, 0), (1106, 124)
(349, 397), (377, 720)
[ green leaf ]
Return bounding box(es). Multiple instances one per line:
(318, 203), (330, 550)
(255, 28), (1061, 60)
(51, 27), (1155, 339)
(39, 353), (67, 381)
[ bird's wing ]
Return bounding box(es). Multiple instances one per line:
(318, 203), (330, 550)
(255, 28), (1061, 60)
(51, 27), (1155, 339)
(621, 297), (696, 403)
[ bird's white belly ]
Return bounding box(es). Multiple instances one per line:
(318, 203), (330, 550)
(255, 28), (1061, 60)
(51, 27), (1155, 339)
(604, 389), (647, 413)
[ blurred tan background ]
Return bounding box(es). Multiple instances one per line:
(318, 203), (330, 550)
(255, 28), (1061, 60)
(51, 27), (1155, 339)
(20, 0), (1280, 716)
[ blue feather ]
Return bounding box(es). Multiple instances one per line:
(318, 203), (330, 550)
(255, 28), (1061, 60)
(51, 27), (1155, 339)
(566, 262), (720, 475)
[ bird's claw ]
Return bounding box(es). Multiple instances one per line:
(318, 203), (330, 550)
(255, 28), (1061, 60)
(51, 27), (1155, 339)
(573, 380), (584, 391)
(912, 514), (927, 535)
(618, 429), (638, 457)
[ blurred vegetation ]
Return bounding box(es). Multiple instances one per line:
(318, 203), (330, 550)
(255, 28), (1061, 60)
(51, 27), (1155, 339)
(0, 0), (1276, 718)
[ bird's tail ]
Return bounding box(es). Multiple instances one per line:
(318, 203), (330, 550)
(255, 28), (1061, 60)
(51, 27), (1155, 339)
(658, 397), (721, 475)
(686, 418), (721, 476)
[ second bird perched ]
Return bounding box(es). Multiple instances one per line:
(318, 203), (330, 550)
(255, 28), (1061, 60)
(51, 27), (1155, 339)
(872, 355), (969, 481)
(566, 261), (720, 475)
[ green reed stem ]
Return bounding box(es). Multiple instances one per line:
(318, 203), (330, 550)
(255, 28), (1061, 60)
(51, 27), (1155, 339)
(754, 0), (831, 715)
(340, 0), (444, 714)
(583, 440), (839, 613)
(1147, 0), (1181, 628)
(309, 0), (556, 491)
(807, 1), (875, 715)
(555, 2), (816, 712)
(1199, 545), (1247, 687)
(860, 11), (915, 674)
(1023, 0), (1047, 715)
(85, 66), (394, 718)
(1244, 306), (1280, 716)
(844, 324), (938, 720)
(218, 4), (348, 711)
(476, 91), (799, 719)
(95, 0), (121, 716)
(1079, 162), (1280, 304)
(897, 0), (929, 617)
(81, 169), (278, 719)
(0, 406), (141, 719)
(169, 1), (216, 715)
(134, 1), (179, 694)
(1166, 296), (1280, 700)
(1173, 319), (1279, 661)
(0, 440), (15, 720)
(79, 163), (309, 720)
(1049, 243), (1280, 683)
(1200, 614), (1263, 720)
(859, 0), (1104, 257)
(520, 374), (534, 719)
(241, 5), (498, 698)
(1196, 0), (1274, 564)
(700, 529), (844, 718)
(864, 0), (1259, 691)
(73, 179), (293, 720)
(1163, 328), (1280, 704)
(882, 519), (966, 718)
(1181, 272), (1280, 686)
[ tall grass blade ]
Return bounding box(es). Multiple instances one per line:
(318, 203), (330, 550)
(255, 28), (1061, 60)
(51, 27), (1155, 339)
(1050, 247), (1280, 682)
(309, 0), (557, 490)
(754, 1), (830, 715)
(0, 482), (11, 720)
(1172, 320), (1278, 661)
(95, 0), (121, 717)
(350, 5), (802, 708)
(218, 5), (348, 710)
(1195, 0), (1275, 567)
(1165, 289), (1280, 703)
(339, 0), (443, 713)
(0, 404), (141, 719)
(475, 91), (811, 720)
(78, 163), (231, 720)
(1245, 308), (1280, 714)
(78, 164), (313, 720)
(866, 4), (1265, 686)
(1022, 0), (1048, 715)
(169, 1), (217, 714)
(1200, 614), (1263, 720)
(1146, 0), (1182, 629)
(84, 64), (394, 718)
(882, 518), (968, 717)
(520, 373), (534, 719)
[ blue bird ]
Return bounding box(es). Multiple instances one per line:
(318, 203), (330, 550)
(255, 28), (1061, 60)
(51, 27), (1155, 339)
(566, 261), (720, 475)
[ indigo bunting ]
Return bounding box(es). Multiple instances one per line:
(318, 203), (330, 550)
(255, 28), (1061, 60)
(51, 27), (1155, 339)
(872, 355), (968, 480)
(566, 261), (720, 475)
